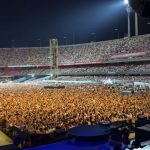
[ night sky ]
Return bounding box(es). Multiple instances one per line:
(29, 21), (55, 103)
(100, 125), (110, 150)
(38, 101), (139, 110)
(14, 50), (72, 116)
(0, 0), (150, 47)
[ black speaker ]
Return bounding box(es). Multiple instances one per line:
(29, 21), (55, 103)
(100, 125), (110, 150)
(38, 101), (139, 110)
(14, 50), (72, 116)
(129, 0), (150, 18)
(0, 119), (6, 129)
(135, 124), (150, 143)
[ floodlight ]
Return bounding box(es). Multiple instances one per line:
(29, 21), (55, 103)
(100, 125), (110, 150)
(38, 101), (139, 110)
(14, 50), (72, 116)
(124, 0), (129, 5)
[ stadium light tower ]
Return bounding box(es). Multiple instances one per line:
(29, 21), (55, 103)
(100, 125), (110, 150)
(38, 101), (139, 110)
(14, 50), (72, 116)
(124, 0), (139, 37)
(124, 0), (132, 38)
(135, 12), (139, 36)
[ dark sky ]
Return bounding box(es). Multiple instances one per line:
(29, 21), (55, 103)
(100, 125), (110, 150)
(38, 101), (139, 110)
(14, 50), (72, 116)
(0, 0), (150, 47)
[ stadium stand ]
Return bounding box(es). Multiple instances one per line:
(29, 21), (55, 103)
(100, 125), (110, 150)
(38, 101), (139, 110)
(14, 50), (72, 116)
(0, 34), (149, 66)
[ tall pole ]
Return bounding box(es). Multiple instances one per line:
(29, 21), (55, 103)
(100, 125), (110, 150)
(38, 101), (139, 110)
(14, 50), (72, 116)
(126, 5), (132, 38)
(49, 39), (52, 77)
(114, 29), (119, 39)
(147, 22), (150, 33)
(127, 11), (131, 37)
(63, 36), (67, 45)
(37, 39), (41, 49)
(91, 32), (96, 42)
(11, 40), (15, 49)
(135, 12), (139, 36)
(73, 34), (75, 45)
(73, 34), (75, 48)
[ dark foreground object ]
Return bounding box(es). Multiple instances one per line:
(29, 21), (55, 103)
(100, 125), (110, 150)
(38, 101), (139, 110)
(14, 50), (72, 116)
(68, 125), (111, 141)
(44, 86), (65, 89)
(136, 123), (150, 143)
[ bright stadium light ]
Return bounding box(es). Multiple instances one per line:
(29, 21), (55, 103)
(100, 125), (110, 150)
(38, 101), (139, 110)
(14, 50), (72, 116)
(124, 0), (129, 5)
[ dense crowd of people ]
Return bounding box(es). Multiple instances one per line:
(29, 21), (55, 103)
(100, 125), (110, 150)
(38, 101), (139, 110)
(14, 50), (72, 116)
(0, 83), (149, 134)
(0, 68), (44, 76)
(0, 34), (149, 66)
(0, 83), (149, 148)
(0, 63), (149, 76)
(56, 76), (150, 83)
(58, 64), (150, 74)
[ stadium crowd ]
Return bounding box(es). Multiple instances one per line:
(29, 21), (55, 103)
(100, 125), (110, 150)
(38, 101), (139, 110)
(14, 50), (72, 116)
(0, 84), (149, 135)
(0, 34), (149, 66)
(58, 64), (150, 74)
(0, 63), (149, 76)
(57, 76), (150, 83)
